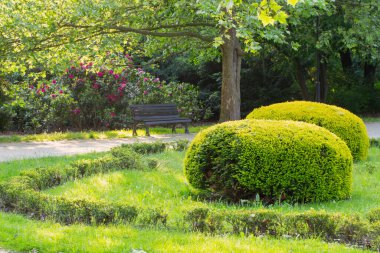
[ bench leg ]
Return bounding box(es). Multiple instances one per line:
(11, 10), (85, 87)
(132, 123), (138, 136)
(172, 124), (176, 134)
(145, 125), (150, 136)
(185, 123), (189, 134)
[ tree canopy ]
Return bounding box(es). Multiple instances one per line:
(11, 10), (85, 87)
(0, 0), (309, 120)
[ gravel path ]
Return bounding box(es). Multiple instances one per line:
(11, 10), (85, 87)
(365, 122), (380, 138)
(0, 134), (195, 163)
(0, 123), (379, 163)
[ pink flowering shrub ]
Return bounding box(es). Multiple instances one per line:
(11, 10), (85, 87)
(6, 80), (76, 132)
(61, 59), (203, 129)
(5, 54), (205, 132)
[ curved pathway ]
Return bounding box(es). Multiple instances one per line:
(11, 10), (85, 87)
(0, 123), (378, 163)
(365, 122), (380, 138)
(0, 134), (195, 162)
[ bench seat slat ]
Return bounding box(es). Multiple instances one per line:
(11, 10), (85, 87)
(133, 112), (178, 116)
(144, 119), (192, 125)
(134, 116), (182, 121)
(130, 104), (177, 107)
(130, 104), (191, 136)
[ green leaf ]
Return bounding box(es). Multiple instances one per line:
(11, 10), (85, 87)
(287, 0), (299, 7)
(226, 0), (234, 11)
(258, 9), (275, 26)
(213, 36), (224, 48)
(275, 11), (288, 24)
(269, 0), (282, 13)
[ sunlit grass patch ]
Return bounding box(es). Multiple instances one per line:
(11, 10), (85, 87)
(0, 152), (105, 181)
(0, 145), (379, 252)
(0, 212), (371, 253)
(0, 125), (210, 143)
(362, 117), (380, 122)
(43, 148), (380, 218)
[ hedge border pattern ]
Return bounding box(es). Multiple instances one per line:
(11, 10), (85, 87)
(0, 140), (379, 251)
(0, 141), (188, 225)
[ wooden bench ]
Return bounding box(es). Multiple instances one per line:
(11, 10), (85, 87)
(130, 104), (191, 136)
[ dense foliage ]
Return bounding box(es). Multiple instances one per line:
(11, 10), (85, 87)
(151, 0), (380, 116)
(0, 0), (305, 121)
(247, 101), (370, 161)
(0, 0), (378, 127)
(1, 55), (207, 133)
(184, 119), (353, 203)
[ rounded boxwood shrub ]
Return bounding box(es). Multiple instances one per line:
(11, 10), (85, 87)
(184, 120), (353, 203)
(246, 101), (369, 161)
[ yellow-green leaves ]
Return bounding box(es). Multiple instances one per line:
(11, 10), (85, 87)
(287, 0), (299, 7)
(258, 9), (275, 26)
(247, 101), (369, 161)
(213, 36), (224, 48)
(184, 119), (353, 202)
(269, 0), (282, 12)
(257, 0), (291, 27)
(275, 11), (288, 24)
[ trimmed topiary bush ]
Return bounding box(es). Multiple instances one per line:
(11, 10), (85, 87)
(184, 119), (353, 203)
(246, 101), (369, 161)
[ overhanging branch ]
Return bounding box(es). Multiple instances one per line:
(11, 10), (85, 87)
(61, 23), (215, 42)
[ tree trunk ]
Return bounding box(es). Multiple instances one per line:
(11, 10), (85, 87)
(320, 61), (328, 102)
(294, 58), (310, 100)
(219, 27), (242, 122)
(364, 61), (377, 88)
(339, 49), (353, 73)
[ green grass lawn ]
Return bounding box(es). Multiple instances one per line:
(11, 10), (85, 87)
(362, 117), (380, 122)
(0, 212), (370, 253)
(0, 117), (377, 143)
(0, 125), (209, 143)
(0, 146), (379, 252)
(43, 148), (380, 220)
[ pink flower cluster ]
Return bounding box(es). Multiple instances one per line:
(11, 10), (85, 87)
(72, 108), (81, 115)
(32, 81), (64, 99)
(92, 83), (101, 89)
(137, 68), (145, 75)
(79, 62), (93, 70)
(36, 83), (49, 94)
(125, 54), (133, 63)
(57, 57), (171, 123)
(106, 94), (118, 103)
(118, 83), (126, 92)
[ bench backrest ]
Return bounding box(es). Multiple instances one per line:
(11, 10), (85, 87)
(130, 104), (180, 120)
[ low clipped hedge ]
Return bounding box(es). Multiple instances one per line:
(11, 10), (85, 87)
(370, 138), (380, 148)
(246, 101), (369, 161)
(368, 208), (380, 223)
(0, 140), (189, 225)
(184, 119), (353, 203)
(119, 139), (190, 154)
(0, 149), (145, 225)
(184, 207), (380, 251)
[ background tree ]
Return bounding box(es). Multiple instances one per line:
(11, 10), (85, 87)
(0, 0), (304, 121)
